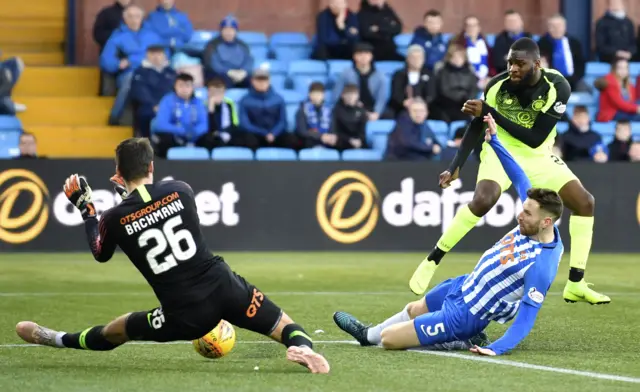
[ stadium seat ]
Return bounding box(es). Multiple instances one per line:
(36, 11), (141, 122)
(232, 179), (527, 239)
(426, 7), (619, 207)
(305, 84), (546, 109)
(167, 147), (210, 160)
(0, 130), (21, 158)
(0, 115), (22, 131)
(442, 33), (453, 43)
(485, 34), (496, 47)
(630, 122), (640, 138)
(586, 62), (610, 77)
(256, 59), (288, 76)
(601, 135), (614, 146)
(556, 122), (569, 134)
(249, 46), (269, 61)
(274, 46), (312, 63)
(270, 74), (287, 91)
(375, 61), (404, 76)
(195, 87), (208, 103)
(592, 122), (616, 137)
(184, 30), (217, 52)
(366, 119), (395, 144)
(532, 34), (540, 41)
(226, 88), (248, 103)
(342, 149), (383, 161)
(292, 74), (329, 95)
(279, 90), (304, 104)
(288, 60), (327, 76)
(211, 147), (254, 160)
(370, 134), (388, 153)
(630, 62), (640, 77)
(328, 60), (352, 81)
(255, 147), (297, 161)
(394, 33), (412, 48)
(236, 31), (268, 46)
(270, 32), (310, 51)
(449, 120), (468, 136)
(427, 120), (448, 135)
(569, 92), (595, 106)
(286, 103), (298, 131)
(298, 147), (341, 161)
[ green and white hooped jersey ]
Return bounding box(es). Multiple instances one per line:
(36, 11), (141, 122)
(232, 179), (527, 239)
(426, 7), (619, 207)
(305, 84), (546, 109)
(483, 68), (570, 158)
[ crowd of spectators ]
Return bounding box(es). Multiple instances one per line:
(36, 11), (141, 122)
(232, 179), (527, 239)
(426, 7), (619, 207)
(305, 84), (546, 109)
(87, 0), (640, 162)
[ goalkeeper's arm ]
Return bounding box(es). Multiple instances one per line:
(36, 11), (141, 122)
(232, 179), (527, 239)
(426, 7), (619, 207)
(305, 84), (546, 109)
(446, 117), (485, 175)
(84, 214), (117, 263)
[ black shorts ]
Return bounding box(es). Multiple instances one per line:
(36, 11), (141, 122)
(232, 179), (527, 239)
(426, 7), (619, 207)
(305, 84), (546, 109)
(125, 262), (283, 342)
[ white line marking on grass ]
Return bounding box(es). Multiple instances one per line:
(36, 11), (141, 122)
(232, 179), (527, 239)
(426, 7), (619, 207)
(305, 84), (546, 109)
(1, 340), (639, 384)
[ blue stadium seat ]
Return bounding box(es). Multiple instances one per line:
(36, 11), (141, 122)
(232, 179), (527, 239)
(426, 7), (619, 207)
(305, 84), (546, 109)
(184, 30), (217, 52)
(167, 147), (210, 160)
(592, 122), (616, 137)
(270, 32), (310, 51)
(371, 134), (388, 153)
(442, 33), (453, 43)
(376, 61), (404, 76)
(449, 120), (468, 136)
(630, 122), (640, 138)
(427, 120), (448, 135)
(586, 62), (610, 77)
(237, 31), (268, 46)
(279, 90), (304, 104)
(249, 46), (269, 61)
(366, 119), (395, 144)
(342, 149), (383, 161)
(324, 90), (334, 105)
(211, 147), (254, 160)
(298, 147), (341, 161)
(629, 62), (640, 77)
(288, 60), (327, 76)
(394, 33), (413, 48)
(255, 147), (297, 161)
(226, 88), (248, 103)
(532, 34), (540, 41)
(255, 59), (288, 76)
(270, 74), (287, 91)
(292, 75), (329, 95)
(328, 60), (352, 81)
(568, 92), (595, 106)
(485, 34), (496, 47)
(601, 135), (613, 146)
(195, 87), (208, 103)
(0, 130), (21, 158)
(286, 103), (298, 131)
(274, 46), (312, 63)
(0, 116), (22, 131)
(555, 122), (569, 134)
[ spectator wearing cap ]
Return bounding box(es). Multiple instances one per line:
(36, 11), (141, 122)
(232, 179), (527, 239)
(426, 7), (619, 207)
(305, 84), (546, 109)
(93, 0), (131, 52)
(452, 16), (494, 89)
(100, 5), (164, 124)
(14, 133), (42, 160)
(561, 106), (607, 163)
(203, 15), (253, 88)
(296, 82), (336, 148)
(608, 120), (633, 161)
(205, 77), (240, 147)
(410, 9), (447, 71)
(595, 0), (636, 64)
(312, 0), (359, 60)
(358, 0), (403, 61)
(384, 98), (441, 160)
(236, 67), (298, 150)
(330, 84), (368, 150)
(151, 73), (210, 158)
(332, 42), (389, 121)
(492, 10), (531, 74)
(0, 57), (26, 115)
(145, 0), (194, 51)
(387, 44), (433, 119)
(130, 45), (177, 137)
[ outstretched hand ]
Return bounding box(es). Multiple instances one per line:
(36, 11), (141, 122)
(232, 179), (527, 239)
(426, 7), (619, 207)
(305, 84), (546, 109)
(483, 113), (497, 142)
(470, 345), (496, 356)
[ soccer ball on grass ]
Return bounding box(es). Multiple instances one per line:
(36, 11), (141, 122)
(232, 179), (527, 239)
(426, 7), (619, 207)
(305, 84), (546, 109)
(192, 319), (236, 359)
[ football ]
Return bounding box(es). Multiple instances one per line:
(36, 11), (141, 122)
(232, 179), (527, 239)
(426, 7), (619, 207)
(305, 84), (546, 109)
(192, 320), (236, 359)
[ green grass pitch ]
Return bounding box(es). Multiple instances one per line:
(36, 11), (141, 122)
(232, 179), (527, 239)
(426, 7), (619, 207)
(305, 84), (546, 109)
(0, 252), (639, 391)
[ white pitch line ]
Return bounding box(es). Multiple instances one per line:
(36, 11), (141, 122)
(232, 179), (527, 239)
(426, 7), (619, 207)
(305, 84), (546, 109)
(1, 340), (639, 384)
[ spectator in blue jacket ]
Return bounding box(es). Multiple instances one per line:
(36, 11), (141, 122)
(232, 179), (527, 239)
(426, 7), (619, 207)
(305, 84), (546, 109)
(410, 9), (447, 71)
(203, 15), (253, 88)
(333, 42), (389, 121)
(384, 98), (441, 160)
(311, 0), (359, 60)
(145, 0), (194, 51)
(236, 67), (299, 150)
(130, 45), (176, 137)
(100, 5), (164, 124)
(151, 73), (210, 158)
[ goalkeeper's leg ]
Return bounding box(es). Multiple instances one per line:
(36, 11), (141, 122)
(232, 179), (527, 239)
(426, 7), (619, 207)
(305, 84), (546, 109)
(409, 180), (502, 295)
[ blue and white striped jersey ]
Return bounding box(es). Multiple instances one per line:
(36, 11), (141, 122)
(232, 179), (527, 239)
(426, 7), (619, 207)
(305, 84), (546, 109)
(462, 225), (564, 324)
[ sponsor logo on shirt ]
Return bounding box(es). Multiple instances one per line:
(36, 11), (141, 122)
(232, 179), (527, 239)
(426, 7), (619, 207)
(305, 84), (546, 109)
(528, 287), (545, 304)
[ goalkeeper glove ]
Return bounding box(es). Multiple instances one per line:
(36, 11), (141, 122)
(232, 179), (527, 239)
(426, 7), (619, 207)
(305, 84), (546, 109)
(63, 174), (96, 219)
(110, 174), (128, 198)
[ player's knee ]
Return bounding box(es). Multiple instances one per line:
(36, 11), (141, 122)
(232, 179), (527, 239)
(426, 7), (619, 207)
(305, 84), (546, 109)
(405, 301), (427, 319)
(380, 327), (402, 350)
(576, 191), (595, 215)
(468, 193), (499, 216)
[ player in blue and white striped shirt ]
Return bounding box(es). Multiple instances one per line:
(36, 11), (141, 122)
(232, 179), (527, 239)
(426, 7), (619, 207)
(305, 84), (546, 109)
(334, 113), (565, 356)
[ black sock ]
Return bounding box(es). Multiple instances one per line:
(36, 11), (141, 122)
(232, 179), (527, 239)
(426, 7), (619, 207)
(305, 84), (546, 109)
(61, 326), (120, 351)
(568, 268), (584, 283)
(427, 246), (447, 265)
(281, 324), (313, 349)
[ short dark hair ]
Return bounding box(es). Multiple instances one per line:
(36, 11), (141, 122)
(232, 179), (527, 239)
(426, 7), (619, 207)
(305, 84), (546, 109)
(176, 73), (194, 83)
(527, 188), (563, 221)
(424, 9), (441, 18)
(510, 37), (540, 59)
(342, 83), (359, 94)
(207, 77), (226, 88)
(573, 105), (589, 115)
(309, 81), (325, 92)
(616, 120), (631, 128)
(115, 138), (154, 182)
(504, 9), (519, 16)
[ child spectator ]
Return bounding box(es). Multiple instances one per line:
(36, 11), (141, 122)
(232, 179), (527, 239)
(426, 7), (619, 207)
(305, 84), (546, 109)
(145, 0), (194, 51)
(151, 73), (209, 158)
(595, 58), (640, 122)
(206, 77), (239, 147)
(332, 42), (389, 121)
(608, 120), (633, 161)
(385, 98), (441, 160)
(130, 45), (176, 137)
(93, 0), (131, 52)
(203, 15), (253, 88)
(358, 0), (403, 61)
(296, 82), (335, 148)
(329, 84), (368, 151)
(387, 44), (432, 119)
(452, 16), (493, 89)
(312, 0), (359, 60)
(561, 106), (605, 162)
(410, 9), (447, 71)
(100, 5), (164, 124)
(237, 67), (298, 150)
